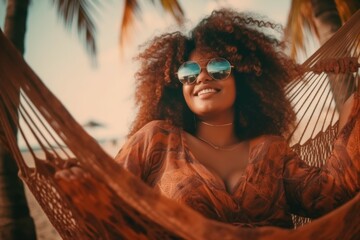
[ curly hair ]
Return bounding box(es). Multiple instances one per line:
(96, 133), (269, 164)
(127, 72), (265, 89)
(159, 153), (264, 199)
(128, 9), (298, 140)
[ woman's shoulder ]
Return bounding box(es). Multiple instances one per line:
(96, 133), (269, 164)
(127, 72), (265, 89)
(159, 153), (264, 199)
(338, 92), (360, 132)
(141, 120), (179, 132)
(134, 120), (181, 139)
(121, 120), (181, 151)
(129, 120), (183, 152)
(249, 134), (290, 158)
(250, 134), (286, 147)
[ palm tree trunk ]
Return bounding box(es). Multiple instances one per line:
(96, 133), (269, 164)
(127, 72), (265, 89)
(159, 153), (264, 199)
(0, 0), (36, 239)
(311, 0), (357, 112)
(4, 0), (29, 53)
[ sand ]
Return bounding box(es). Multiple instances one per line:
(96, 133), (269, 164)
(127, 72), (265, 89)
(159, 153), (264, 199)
(26, 186), (61, 240)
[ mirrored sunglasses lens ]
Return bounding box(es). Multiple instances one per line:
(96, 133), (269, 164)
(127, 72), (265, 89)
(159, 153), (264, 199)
(178, 62), (201, 84)
(207, 58), (231, 80)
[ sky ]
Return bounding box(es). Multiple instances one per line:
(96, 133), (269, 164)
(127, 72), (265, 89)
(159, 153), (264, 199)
(0, 0), (292, 149)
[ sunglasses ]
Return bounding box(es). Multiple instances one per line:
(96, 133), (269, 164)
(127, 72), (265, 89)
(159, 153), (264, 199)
(177, 57), (233, 85)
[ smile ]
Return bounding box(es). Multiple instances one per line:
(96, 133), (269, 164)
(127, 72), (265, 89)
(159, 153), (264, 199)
(196, 88), (219, 96)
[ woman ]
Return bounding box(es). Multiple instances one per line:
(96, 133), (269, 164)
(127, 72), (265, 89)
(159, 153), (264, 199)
(54, 9), (359, 233)
(113, 9), (360, 229)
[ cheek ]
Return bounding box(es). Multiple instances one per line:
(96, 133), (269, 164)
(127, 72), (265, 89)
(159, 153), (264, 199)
(182, 86), (192, 106)
(229, 83), (237, 103)
(224, 78), (237, 105)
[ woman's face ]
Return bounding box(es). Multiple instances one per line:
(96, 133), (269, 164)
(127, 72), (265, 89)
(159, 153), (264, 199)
(182, 49), (237, 121)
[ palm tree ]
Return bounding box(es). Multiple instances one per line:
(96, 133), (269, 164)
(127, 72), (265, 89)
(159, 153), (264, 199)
(284, 0), (360, 112)
(0, 0), (200, 239)
(1, 0), (97, 238)
(119, 0), (185, 48)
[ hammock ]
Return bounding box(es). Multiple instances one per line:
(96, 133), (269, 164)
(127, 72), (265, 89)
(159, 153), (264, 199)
(285, 8), (360, 227)
(0, 9), (359, 239)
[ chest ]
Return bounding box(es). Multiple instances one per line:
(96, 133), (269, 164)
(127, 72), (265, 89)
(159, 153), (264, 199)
(183, 133), (251, 193)
(191, 145), (249, 192)
(153, 148), (287, 223)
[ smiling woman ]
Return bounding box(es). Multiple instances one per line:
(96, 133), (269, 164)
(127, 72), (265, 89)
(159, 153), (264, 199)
(110, 8), (360, 229)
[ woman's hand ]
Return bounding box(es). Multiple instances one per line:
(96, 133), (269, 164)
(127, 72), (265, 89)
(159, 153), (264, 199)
(54, 166), (90, 181)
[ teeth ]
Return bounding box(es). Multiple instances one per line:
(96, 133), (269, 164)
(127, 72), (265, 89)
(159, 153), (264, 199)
(198, 88), (217, 96)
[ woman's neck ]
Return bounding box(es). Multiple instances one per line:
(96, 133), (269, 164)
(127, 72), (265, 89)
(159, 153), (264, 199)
(196, 120), (239, 148)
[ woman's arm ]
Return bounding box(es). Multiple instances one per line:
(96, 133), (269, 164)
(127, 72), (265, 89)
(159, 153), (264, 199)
(338, 94), (356, 132)
(114, 120), (174, 184)
(283, 93), (360, 218)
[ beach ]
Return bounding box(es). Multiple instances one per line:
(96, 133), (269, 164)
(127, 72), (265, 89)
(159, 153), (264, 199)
(26, 186), (61, 240)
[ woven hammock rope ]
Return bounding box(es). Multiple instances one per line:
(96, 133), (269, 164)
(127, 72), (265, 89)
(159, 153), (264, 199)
(0, 10), (359, 240)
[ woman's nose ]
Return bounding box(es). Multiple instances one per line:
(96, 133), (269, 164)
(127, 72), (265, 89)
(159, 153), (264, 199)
(196, 68), (211, 84)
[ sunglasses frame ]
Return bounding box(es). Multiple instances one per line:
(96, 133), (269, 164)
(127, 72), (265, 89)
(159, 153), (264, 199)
(176, 57), (234, 85)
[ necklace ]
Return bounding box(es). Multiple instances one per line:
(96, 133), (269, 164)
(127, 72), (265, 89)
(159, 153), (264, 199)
(196, 136), (240, 151)
(200, 121), (233, 127)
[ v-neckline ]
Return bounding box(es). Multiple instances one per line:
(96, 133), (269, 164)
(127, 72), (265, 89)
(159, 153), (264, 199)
(179, 129), (261, 196)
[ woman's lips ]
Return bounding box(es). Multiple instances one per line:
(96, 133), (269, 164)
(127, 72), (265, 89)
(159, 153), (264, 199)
(198, 88), (217, 96)
(195, 88), (220, 96)
(195, 88), (220, 99)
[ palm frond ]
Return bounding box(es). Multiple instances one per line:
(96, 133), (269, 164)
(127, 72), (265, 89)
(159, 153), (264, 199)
(51, 0), (99, 61)
(119, 0), (186, 51)
(284, 0), (318, 60)
(119, 0), (141, 50)
(335, 0), (360, 22)
(159, 0), (184, 24)
(285, 0), (359, 60)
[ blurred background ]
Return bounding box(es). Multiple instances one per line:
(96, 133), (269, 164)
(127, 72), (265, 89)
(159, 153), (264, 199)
(0, 0), (292, 155)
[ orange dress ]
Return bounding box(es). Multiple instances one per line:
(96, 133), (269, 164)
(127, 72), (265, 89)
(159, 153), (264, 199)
(115, 94), (360, 229)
